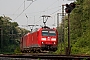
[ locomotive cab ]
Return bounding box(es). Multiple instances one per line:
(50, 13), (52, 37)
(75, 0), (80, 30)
(40, 26), (58, 51)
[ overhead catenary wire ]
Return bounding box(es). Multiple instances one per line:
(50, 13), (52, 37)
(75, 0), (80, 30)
(24, 0), (60, 17)
(13, 1), (25, 15)
(43, 0), (59, 12)
(0, 6), (60, 17)
(33, 8), (61, 25)
(29, 0), (61, 25)
(25, 6), (61, 15)
(18, 1), (65, 29)
(13, 0), (37, 21)
(15, 0), (61, 27)
(50, 9), (61, 15)
(2, 0), (60, 21)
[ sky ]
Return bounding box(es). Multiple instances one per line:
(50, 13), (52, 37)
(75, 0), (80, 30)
(0, 0), (75, 30)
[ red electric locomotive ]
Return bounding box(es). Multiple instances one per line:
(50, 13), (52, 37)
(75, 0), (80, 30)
(20, 26), (58, 53)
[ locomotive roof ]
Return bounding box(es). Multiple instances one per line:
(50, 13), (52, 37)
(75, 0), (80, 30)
(23, 26), (57, 36)
(31, 26), (56, 33)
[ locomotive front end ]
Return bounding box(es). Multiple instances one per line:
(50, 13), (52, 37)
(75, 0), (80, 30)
(40, 27), (58, 51)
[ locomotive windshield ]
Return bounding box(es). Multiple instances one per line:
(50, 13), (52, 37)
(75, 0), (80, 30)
(42, 31), (48, 36)
(42, 30), (56, 36)
(49, 31), (56, 36)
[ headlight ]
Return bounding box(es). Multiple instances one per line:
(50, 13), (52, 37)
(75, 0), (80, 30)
(41, 38), (46, 41)
(42, 42), (44, 44)
(54, 42), (56, 44)
(51, 38), (56, 41)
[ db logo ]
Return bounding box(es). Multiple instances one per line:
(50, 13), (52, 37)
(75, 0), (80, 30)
(48, 37), (50, 41)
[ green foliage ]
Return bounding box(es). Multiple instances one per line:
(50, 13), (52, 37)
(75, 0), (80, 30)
(55, 44), (65, 54)
(14, 47), (21, 54)
(71, 30), (90, 55)
(0, 16), (29, 54)
(56, 0), (90, 55)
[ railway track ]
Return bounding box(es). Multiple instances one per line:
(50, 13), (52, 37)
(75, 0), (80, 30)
(0, 53), (90, 60)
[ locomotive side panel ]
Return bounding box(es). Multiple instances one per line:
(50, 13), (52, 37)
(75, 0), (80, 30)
(26, 33), (30, 48)
(31, 32), (39, 47)
(29, 34), (32, 47)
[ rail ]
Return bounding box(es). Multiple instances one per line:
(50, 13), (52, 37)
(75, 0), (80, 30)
(0, 54), (90, 60)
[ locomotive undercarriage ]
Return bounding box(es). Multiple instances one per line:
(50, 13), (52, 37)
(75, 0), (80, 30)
(21, 47), (42, 53)
(21, 45), (57, 53)
(41, 44), (57, 52)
